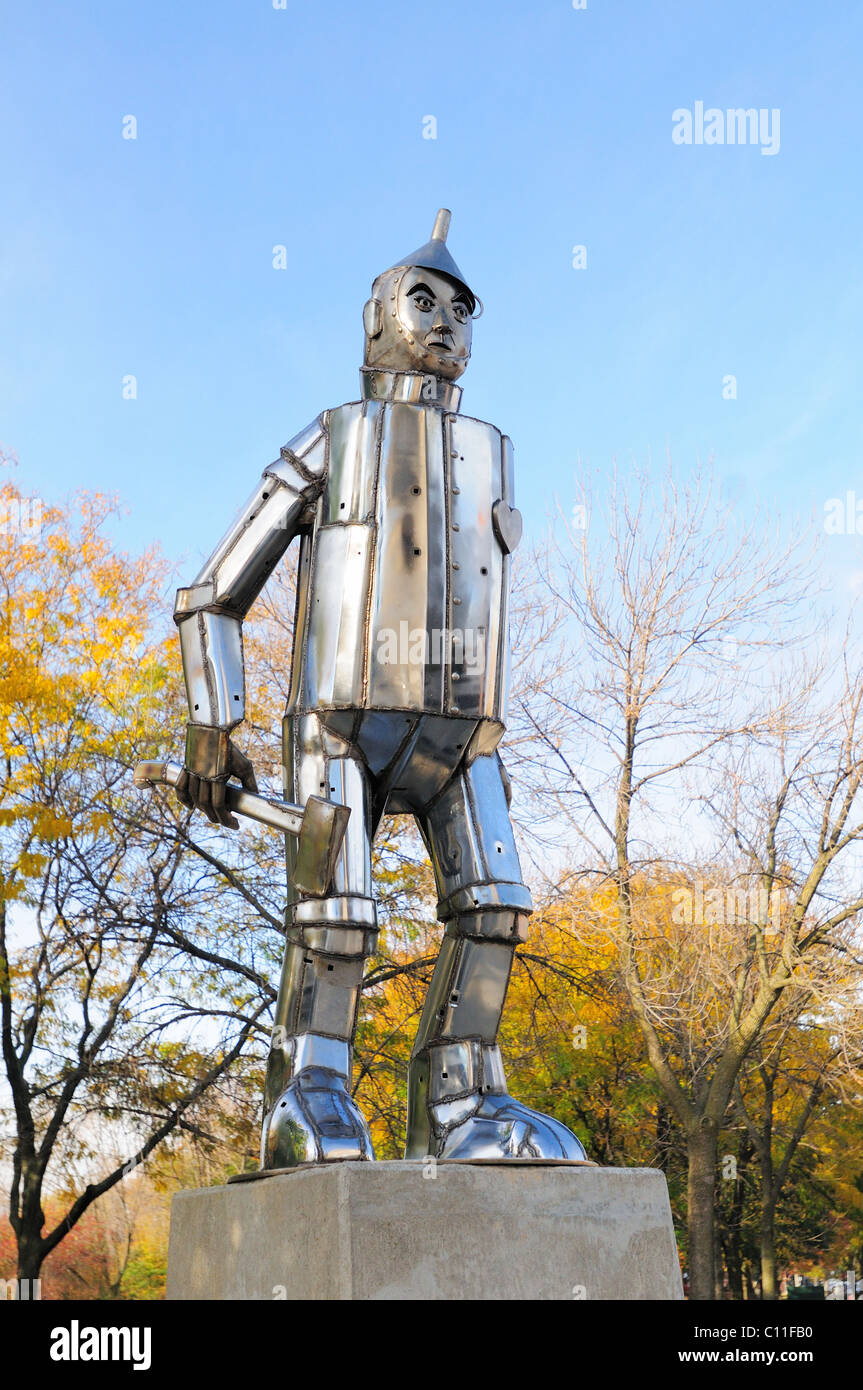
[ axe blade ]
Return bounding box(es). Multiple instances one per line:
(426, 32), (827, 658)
(293, 796), (352, 898)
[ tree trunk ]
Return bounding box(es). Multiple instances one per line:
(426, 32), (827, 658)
(687, 1124), (719, 1299)
(723, 1133), (751, 1301)
(744, 1263), (756, 1300)
(760, 1197), (779, 1300)
(722, 1230), (743, 1302)
(16, 1229), (44, 1286)
(13, 1164), (46, 1288)
(714, 1221), (725, 1299)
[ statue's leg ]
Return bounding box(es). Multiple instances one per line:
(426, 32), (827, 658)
(407, 753), (587, 1161)
(261, 713), (377, 1168)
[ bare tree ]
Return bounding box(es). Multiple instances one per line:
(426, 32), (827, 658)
(522, 460), (863, 1299)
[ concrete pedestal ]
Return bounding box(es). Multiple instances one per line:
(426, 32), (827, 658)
(166, 1160), (682, 1301)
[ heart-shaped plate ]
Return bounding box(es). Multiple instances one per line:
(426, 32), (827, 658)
(492, 499), (523, 554)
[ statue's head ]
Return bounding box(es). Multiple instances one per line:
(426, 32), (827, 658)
(362, 210), (480, 382)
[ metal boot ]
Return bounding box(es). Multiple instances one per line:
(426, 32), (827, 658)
(406, 924), (587, 1161)
(261, 934), (376, 1167)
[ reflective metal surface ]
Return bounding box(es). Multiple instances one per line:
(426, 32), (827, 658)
(170, 210), (588, 1168)
(363, 213), (475, 383)
(360, 368), (462, 413)
(405, 1036), (588, 1162)
(262, 1061), (375, 1168)
(387, 207), (476, 312)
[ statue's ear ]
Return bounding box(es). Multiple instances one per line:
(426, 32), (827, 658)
(363, 298), (383, 339)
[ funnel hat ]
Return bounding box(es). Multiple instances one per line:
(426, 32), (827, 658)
(387, 209), (478, 314)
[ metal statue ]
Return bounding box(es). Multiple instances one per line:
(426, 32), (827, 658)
(169, 210), (587, 1167)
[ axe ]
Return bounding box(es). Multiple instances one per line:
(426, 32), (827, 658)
(133, 759), (350, 897)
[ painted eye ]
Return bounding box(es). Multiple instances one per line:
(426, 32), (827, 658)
(453, 304), (469, 322)
(413, 295), (433, 312)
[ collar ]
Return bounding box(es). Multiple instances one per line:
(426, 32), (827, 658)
(360, 368), (462, 412)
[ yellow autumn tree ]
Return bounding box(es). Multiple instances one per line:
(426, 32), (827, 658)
(0, 483), (271, 1285)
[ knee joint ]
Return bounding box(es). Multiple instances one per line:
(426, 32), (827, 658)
(444, 909), (529, 944)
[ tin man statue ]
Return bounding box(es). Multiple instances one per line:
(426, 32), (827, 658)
(173, 211), (587, 1168)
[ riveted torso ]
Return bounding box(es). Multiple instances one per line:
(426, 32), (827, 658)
(289, 399), (514, 741)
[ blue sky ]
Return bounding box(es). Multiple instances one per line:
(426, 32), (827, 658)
(2, 0), (861, 586)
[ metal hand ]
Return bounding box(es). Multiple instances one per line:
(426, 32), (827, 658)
(173, 727), (257, 830)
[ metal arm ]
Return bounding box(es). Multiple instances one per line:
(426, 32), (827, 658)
(174, 417), (328, 731)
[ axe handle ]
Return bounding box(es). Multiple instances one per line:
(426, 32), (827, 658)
(133, 759), (351, 896)
(134, 759), (307, 836)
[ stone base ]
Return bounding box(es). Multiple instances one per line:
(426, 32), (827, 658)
(166, 1160), (682, 1301)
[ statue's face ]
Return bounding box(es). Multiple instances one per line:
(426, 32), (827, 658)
(396, 270), (473, 372)
(364, 267), (473, 380)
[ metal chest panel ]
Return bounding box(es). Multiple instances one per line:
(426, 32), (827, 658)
(325, 401), (381, 525)
(445, 415), (505, 719)
(304, 522), (374, 707)
(366, 403), (448, 710)
(293, 400), (510, 723)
